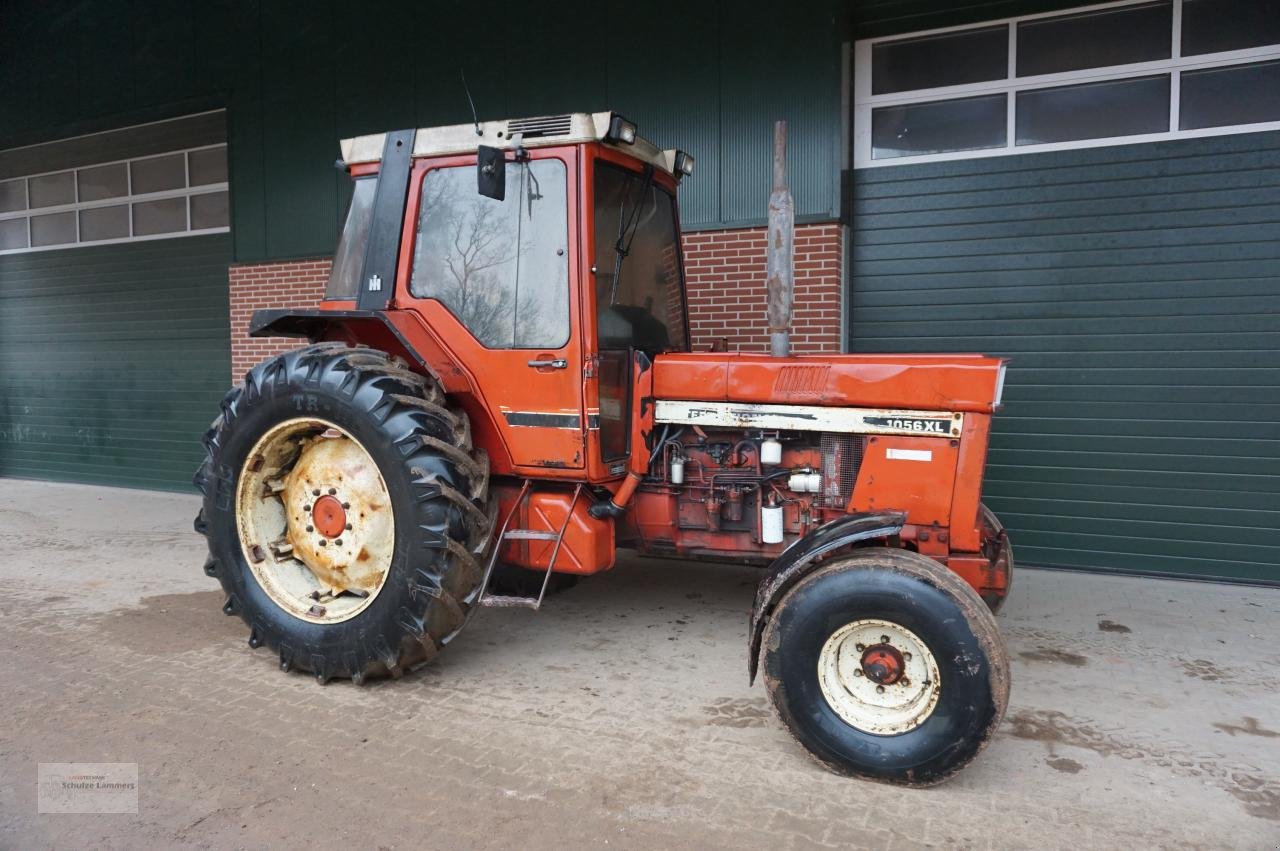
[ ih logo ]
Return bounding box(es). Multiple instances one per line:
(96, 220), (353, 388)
(367, 274), (382, 292)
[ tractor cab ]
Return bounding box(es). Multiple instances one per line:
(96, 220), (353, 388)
(307, 112), (692, 481)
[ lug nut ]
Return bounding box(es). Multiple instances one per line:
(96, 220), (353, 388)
(876, 685), (885, 694)
(855, 643), (866, 651)
(335, 539), (343, 546)
(853, 669), (863, 677)
(306, 525), (314, 533)
(881, 635), (890, 643)
(328, 488), (337, 495)
(904, 652), (912, 661)
(318, 540), (327, 547)
(312, 489), (320, 496)
(342, 502), (350, 510)
(308, 604), (326, 617)
(345, 523), (353, 531)
(900, 677), (911, 687)
(303, 504), (311, 512)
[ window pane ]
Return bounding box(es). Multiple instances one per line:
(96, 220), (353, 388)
(0, 218), (27, 250)
(0, 179), (26, 213)
(1180, 60), (1280, 130)
(28, 172), (75, 208)
(30, 211), (75, 246)
(132, 197), (186, 235)
(410, 160), (569, 348)
(872, 25), (1008, 95)
(592, 163), (688, 355)
(190, 190), (229, 229)
(188, 146), (228, 186)
(1183, 0), (1280, 56)
(79, 205), (129, 241)
(872, 94), (1007, 159)
(1017, 1), (1171, 77)
(1016, 75), (1169, 146)
(77, 163), (128, 202)
(326, 178), (376, 300)
(130, 153), (185, 194)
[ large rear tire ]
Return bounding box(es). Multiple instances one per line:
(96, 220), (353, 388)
(194, 343), (493, 682)
(761, 548), (1009, 785)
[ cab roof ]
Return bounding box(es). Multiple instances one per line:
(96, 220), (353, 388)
(339, 111), (681, 176)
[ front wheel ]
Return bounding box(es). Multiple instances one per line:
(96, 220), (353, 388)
(760, 548), (1009, 785)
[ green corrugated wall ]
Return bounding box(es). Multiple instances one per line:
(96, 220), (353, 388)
(849, 132), (1280, 582)
(0, 236), (231, 490)
(0, 0), (845, 263)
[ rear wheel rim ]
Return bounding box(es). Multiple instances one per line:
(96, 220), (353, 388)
(235, 417), (394, 624)
(817, 618), (942, 735)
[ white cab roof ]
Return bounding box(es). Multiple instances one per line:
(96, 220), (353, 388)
(339, 111), (680, 175)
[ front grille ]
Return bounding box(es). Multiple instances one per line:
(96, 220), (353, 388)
(507, 115), (574, 138)
(820, 433), (864, 507)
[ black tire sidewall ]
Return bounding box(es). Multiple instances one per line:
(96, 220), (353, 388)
(205, 356), (466, 673)
(764, 564), (1002, 784)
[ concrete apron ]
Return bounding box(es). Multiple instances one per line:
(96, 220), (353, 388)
(0, 478), (1276, 848)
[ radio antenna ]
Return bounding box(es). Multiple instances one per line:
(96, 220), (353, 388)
(461, 69), (482, 137)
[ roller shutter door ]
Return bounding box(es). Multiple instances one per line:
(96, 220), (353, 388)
(0, 235), (231, 490)
(849, 132), (1279, 582)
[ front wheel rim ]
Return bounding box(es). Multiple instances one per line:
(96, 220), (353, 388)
(817, 618), (942, 735)
(235, 417), (394, 624)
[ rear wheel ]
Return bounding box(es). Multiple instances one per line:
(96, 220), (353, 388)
(761, 548), (1009, 785)
(194, 343), (493, 682)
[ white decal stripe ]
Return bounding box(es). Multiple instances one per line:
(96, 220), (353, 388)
(653, 400), (963, 437)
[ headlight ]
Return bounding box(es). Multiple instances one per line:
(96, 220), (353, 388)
(674, 150), (695, 177)
(606, 113), (637, 145)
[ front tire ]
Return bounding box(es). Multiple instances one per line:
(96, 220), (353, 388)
(761, 548), (1009, 785)
(193, 344), (493, 682)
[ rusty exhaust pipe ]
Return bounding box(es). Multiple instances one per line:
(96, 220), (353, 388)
(767, 120), (794, 359)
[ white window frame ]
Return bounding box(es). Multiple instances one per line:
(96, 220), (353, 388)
(0, 142), (229, 255)
(853, 0), (1280, 168)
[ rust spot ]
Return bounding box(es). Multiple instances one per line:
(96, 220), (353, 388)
(357, 548), (371, 562)
(1097, 619), (1132, 633)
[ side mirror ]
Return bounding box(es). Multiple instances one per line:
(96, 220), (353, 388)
(477, 145), (505, 200)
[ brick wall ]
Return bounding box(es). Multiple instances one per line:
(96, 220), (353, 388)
(682, 223), (843, 354)
(228, 259), (331, 378)
(227, 222), (843, 379)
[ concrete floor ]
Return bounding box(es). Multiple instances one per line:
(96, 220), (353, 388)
(0, 478), (1276, 850)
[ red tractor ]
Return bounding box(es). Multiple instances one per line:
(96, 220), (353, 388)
(195, 112), (1013, 785)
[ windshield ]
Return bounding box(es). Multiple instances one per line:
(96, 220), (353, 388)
(325, 177), (376, 300)
(592, 161), (688, 354)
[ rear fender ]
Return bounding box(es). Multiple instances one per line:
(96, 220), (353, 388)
(748, 510), (906, 683)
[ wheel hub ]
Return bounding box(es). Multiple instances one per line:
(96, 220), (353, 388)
(311, 494), (347, 538)
(235, 418), (394, 624)
(817, 618), (942, 736)
(860, 644), (905, 685)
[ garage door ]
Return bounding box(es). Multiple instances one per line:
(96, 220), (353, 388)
(0, 234), (231, 489)
(849, 132), (1280, 582)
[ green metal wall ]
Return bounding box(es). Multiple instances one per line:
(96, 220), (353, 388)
(0, 0), (844, 263)
(0, 236), (232, 490)
(849, 132), (1280, 582)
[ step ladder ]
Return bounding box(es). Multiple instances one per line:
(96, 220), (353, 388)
(476, 480), (583, 610)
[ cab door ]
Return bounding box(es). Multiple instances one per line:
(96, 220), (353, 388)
(401, 147), (585, 472)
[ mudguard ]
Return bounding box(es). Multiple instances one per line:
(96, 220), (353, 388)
(748, 510), (906, 683)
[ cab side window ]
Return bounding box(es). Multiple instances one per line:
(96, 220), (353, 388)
(409, 160), (569, 349)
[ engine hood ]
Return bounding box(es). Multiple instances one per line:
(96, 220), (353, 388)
(651, 352), (1007, 414)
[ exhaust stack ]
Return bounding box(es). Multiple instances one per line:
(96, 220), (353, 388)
(766, 120), (794, 358)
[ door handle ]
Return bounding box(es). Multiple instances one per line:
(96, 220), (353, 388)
(527, 358), (568, 369)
